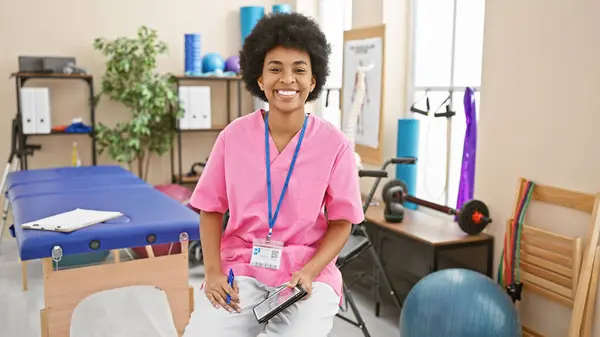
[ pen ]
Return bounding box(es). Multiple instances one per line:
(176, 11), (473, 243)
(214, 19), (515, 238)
(226, 268), (234, 305)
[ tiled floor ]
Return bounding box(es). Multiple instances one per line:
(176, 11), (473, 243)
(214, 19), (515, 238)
(0, 238), (400, 336)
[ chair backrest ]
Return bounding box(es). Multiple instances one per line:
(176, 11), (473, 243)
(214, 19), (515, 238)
(511, 218), (583, 307)
(509, 178), (597, 336)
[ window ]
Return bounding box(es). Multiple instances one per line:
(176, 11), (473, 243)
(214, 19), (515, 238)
(317, 0), (353, 128)
(409, 0), (486, 207)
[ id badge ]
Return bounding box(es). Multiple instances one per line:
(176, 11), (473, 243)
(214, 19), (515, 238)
(250, 238), (283, 270)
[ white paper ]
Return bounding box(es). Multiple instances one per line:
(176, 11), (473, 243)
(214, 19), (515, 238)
(21, 208), (123, 232)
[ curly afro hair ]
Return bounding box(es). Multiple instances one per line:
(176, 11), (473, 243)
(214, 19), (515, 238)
(239, 12), (332, 103)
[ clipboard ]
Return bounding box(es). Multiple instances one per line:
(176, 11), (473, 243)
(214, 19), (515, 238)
(20, 208), (123, 233)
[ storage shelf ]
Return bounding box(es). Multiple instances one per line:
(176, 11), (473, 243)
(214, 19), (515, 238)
(178, 125), (226, 133)
(170, 75), (243, 185)
(174, 75), (242, 81)
(27, 130), (93, 136)
(173, 173), (201, 184)
(11, 72), (93, 80)
(10, 72), (97, 169)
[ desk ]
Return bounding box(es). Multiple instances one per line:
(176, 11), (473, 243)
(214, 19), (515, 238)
(7, 166), (199, 337)
(363, 203), (494, 312)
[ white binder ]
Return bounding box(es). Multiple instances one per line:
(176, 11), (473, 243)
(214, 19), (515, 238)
(35, 88), (52, 134)
(19, 87), (52, 134)
(178, 86), (191, 130)
(188, 86), (211, 129)
(20, 88), (37, 134)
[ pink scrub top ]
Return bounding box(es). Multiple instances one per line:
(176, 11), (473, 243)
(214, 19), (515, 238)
(190, 109), (365, 298)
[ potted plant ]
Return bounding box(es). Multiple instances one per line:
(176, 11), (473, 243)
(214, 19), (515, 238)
(92, 26), (183, 180)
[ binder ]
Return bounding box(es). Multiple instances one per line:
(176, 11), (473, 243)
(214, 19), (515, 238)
(20, 88), (37, 134)
(188, 86), (211, 129)
(34, 87), (52, 134)
(19, 87), (52, 134)
(178, 86), (191, 130)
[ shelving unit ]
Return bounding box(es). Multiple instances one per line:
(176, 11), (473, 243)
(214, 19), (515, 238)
(170, 75), (243, 184)
(9, 72), (97, 169)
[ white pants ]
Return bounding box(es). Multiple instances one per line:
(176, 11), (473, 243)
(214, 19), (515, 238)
(183, 276), (340, 337)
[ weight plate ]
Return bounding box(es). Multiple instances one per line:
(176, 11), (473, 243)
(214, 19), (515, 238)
(458, 199), (490, 235)
(381, 179), (409, 203)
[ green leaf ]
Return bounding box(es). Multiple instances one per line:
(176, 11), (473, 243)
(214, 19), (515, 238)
(93, 26), (180, 179)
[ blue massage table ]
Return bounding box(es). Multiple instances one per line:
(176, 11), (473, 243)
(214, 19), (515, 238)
(7, 174), (148, 202)
(5, 165), (134, 191)
(0, 165), (141, 238)
(6, 165), (199, 337)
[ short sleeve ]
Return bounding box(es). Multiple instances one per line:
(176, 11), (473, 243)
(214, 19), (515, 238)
(189, 132), (228, 213)
(324, 140), (365, 224)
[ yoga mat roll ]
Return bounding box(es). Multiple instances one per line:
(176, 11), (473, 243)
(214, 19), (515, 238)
(272, 4), (292, 13)
(184, 34), (202, 74)
(396, 118), (420, 210)
(241, 6), (265, 43)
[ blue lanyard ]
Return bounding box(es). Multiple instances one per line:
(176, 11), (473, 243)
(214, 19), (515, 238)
(265, 112), (308, 240)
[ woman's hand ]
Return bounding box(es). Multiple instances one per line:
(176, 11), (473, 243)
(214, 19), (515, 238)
(204, 270), (241, 313)
(287, 268), (315, 299)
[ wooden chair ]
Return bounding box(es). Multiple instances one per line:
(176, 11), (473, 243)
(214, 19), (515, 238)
(512, 219), (583, 308)
(507, 178), (600, 337)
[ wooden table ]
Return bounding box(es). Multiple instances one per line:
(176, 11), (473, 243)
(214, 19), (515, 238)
(40, 245), (194, 337)
(362, 203), (495, 314)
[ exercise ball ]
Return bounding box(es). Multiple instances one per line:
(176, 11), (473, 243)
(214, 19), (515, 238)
(399, 269), (521, 337)
(202, 53), (225, 73)
(225, 56), (240, 73)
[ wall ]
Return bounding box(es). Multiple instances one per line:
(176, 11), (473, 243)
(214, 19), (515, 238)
(351, 0), (412, 195)
(0, 0), (281, 186)
(353, 0), (600, 333)
(477, 0), (600, 335)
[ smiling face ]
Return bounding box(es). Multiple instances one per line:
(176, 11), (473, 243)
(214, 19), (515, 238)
(258, 46), (316, 114)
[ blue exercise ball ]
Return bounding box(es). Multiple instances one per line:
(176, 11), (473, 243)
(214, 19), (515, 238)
(202, 53), (225, 73)
(399, 269), (521, 337)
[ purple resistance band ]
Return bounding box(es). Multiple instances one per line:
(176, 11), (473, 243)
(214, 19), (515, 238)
(456, 88), (478, 211)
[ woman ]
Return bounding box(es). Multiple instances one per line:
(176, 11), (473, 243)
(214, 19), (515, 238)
(184, 12), (364, 337)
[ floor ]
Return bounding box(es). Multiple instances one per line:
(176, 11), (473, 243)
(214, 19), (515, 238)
(0, 238), (400, 337)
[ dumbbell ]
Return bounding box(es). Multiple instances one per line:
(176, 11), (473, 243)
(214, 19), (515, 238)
(382, 179), (492, 235)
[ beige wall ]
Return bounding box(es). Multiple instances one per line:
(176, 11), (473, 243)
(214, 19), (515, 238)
(355, 0), (600, 334)
(351, 0), (412, 195)
(3, 0), (600, 333)
(0, 0), (284, 185)
(477, 0), (600, 335)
